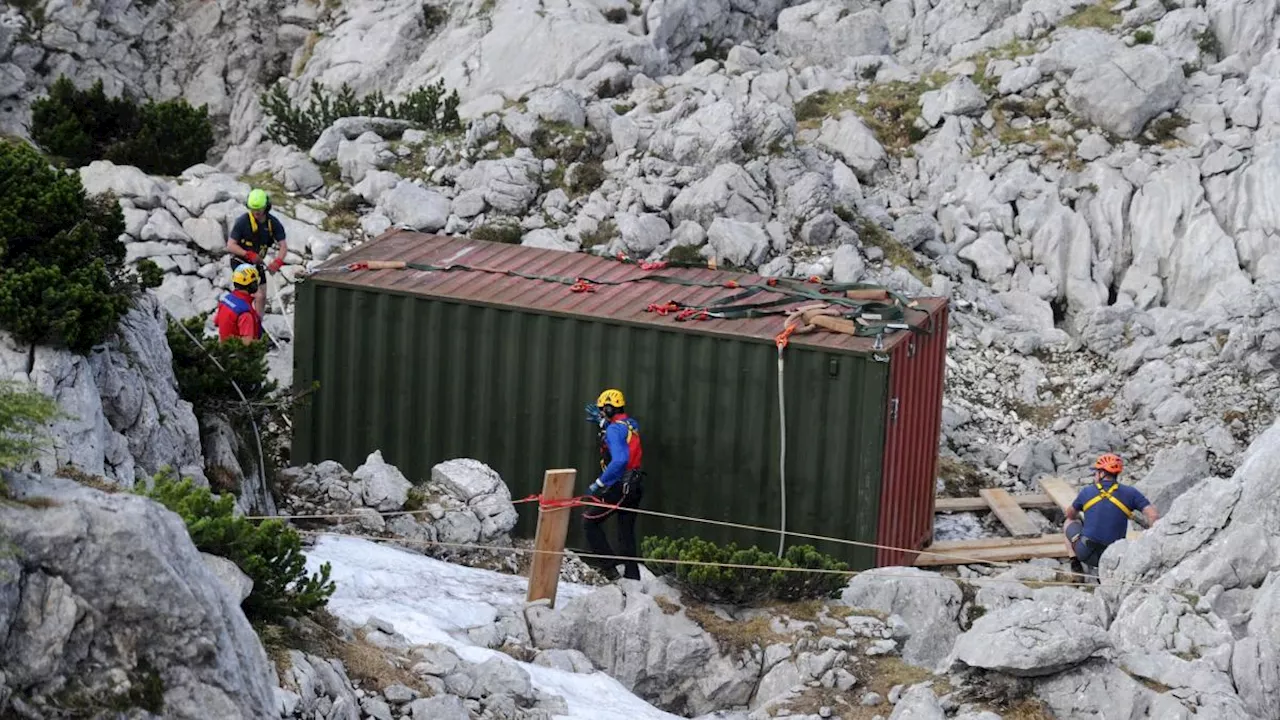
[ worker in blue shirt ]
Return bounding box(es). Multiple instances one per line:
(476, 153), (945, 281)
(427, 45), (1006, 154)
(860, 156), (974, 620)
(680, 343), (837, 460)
(582, 388), (645, 581)
(1064, 453), (1159, 576)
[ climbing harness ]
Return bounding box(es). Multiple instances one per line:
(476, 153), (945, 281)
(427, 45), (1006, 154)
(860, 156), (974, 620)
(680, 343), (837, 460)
(1081, 481), (1136, 519)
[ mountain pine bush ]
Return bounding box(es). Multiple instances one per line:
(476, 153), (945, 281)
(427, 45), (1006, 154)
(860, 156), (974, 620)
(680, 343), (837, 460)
(641, 536), (850, 605)
(165, 316), (277, 418)
(142, 469), (335, 622)
(31, 76), (213, 174)
(261, 79), (462, 149)
(0, 380), (62, 472)
(0, 139), (157, 353)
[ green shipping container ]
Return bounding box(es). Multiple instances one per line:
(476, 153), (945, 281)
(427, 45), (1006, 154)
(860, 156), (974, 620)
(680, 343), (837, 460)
(292, 231), (949, 569)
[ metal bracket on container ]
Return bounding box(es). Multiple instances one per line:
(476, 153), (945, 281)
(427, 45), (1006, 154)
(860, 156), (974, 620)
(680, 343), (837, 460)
(889, 398), (900, 423)
(872, 352), (890, 363)
(873, 333), (884, 351)
(908, 339), (917, 358)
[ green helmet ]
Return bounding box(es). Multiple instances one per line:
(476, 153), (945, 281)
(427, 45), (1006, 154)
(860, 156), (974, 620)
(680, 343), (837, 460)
(246, 188), (269, 210)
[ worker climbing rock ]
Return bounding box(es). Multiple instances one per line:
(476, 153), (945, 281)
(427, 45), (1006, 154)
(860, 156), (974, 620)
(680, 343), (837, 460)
(215, 264), (265, 345)
(1063, 453), (1159, 577)
(582, 388), (645, 581)
(226, 188), (288, 317)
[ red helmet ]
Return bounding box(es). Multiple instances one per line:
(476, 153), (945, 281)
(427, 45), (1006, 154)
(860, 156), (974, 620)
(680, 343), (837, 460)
(1094, 453), (1124, 475)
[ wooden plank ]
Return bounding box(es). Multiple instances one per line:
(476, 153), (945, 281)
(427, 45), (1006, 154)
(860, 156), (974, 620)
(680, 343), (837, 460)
(525, 469), (577, 608)
(1039, 477), (1079, 512)
(935, 494), (1057, 513)
(980, 488), (1041, 537)
(924, 534), (1063, 552)
(914, 542), (1070, 566)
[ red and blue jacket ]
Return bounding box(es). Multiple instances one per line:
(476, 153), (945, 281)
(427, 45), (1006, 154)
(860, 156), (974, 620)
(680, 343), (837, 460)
(598, 414), (642, 487)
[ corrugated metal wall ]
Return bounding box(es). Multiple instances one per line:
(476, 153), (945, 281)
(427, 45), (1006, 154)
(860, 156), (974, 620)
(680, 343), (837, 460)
(875, 305), (949, 567)
(293, 281), (893, 568)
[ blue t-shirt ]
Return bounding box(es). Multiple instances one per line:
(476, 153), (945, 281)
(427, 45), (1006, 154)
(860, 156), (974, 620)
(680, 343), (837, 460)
(1073, 482), (1151, 545)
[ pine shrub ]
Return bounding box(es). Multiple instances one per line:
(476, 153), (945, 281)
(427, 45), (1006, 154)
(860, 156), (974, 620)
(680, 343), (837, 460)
(142, 469), (335, 622)
(165, 316), (277, 418)
(641, 536), (850, 605)
(0, 139), (154, 353)
(0, 380), (62, 471)
(261, 79), (462, 150)
(30, 76), (214, 174)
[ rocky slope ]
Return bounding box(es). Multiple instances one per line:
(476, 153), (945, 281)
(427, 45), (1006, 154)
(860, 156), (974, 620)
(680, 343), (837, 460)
(5, 0), (1280, 717)
(10, 0), (1280, 501)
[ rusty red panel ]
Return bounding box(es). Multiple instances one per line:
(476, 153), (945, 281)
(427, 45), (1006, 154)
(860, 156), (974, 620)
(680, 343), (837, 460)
(317, 230), (946, 355)
(875, 303), (949, 567)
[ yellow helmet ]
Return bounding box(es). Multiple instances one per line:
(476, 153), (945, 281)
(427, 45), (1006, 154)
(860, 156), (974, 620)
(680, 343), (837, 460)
(596, 388), (625, 409)
(232, 263), (261, 288)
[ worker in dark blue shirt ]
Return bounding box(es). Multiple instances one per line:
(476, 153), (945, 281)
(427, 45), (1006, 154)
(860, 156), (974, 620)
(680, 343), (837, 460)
(582, 388), (645, 581)
(1064, 453), (1159, 576)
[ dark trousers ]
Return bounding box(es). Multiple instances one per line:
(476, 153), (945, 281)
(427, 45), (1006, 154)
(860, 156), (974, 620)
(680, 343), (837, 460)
(583, 474), (643, 580)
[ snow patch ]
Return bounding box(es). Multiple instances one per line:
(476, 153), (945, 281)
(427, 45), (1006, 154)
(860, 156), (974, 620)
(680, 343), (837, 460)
(305, 535), (695, 720)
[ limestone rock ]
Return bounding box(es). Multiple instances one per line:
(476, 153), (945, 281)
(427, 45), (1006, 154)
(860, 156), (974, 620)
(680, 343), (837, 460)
(0, 474), (277, 718)
(840, 568), (962, 672)
(950, 603), (1110, 677)
(1064, 46), (1188, 139)
(352, 450), (413, 512)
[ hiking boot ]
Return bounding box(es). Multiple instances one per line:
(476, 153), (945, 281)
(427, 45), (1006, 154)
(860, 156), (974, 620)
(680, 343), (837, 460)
(1069, 558), (1084, 576)
(595, 564), (620, 582)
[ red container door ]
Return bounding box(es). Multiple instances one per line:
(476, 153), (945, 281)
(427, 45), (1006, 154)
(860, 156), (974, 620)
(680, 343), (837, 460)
(875, 304), (949, 567)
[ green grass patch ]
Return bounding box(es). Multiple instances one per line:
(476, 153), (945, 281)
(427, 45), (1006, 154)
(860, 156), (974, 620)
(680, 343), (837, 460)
(1061, 0), (1120, 30)
(472, 218), (524, 244)
(795, 74), (946, 153)
(855, 215), (932, 283)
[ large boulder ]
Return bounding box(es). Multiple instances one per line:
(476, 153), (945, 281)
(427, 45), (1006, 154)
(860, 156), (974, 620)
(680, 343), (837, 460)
(1064, 46), (1188, 139)
(668, 163), (771, 227)
(430, 459), (519, 541)
(455, 155), (543, 216)
(949, 602), (1111, 677)
(839, 567), (963, 672)
(352, 450), (413, 513)
(815, 112), (887, 182)
(1233, 572), (1280, 719)
(776, 1), (890, 67)
(526, 584), (756, 715)
(378, 182), (451, 232)
(1133, 444), (1213, 515)
(0, 473), (277, 718)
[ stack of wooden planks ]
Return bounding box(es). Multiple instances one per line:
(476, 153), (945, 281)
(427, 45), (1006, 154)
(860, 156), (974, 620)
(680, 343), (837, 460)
(913, 477), (1143, 566)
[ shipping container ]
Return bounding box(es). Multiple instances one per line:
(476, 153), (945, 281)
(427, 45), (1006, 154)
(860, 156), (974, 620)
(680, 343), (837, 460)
(291, 230), (948, 568)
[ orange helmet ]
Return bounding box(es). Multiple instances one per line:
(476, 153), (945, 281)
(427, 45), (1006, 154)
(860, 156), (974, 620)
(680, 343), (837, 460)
(1094, 453), (1124, 475)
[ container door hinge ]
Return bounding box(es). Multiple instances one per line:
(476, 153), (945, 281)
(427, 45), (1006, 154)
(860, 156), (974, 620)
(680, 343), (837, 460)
(889, 398), (900, 423)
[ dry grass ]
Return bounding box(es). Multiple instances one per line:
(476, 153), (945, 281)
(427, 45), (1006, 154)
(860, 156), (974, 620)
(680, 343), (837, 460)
(1089, 397), (1113, 417)
(994, 697), (1057, 719)
(1222, 409), (1249, 424)
(1010, 400), (1060, 428)
(55, 465), (120, 493)
(937, 455), (987, 497)
(1061, 0), (1120, 29)
(654, 596), (681, 615)
(773, 654), (943, 720)
(972, 39), (1037, 92)
(259, 610), (433, 696)
(683, 604), (784, 657)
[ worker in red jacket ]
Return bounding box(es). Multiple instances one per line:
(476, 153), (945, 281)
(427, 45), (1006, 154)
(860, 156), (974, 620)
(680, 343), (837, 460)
(215, 263), (264, 344)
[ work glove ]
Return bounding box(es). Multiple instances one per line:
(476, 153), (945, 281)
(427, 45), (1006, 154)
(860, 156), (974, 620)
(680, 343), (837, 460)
(268, 257), (284, 272)
(243, 250), (260, 264)
(587, 479), (606, 497)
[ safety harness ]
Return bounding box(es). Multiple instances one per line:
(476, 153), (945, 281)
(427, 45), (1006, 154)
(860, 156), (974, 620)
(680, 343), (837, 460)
(218, 293), (262, 339)
(243, 213), (278, 254)
(1081, 481), (1135, 519)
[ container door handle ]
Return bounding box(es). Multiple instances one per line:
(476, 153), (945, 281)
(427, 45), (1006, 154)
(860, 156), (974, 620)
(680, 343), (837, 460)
(889, 397), (899, 423)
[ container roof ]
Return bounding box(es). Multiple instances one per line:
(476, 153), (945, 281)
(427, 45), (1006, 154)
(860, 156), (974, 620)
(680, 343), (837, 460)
(311, 230), (947, 355)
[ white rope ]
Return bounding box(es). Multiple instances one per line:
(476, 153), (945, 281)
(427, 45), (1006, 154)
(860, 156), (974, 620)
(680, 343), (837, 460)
(777, 346), (787, 559)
